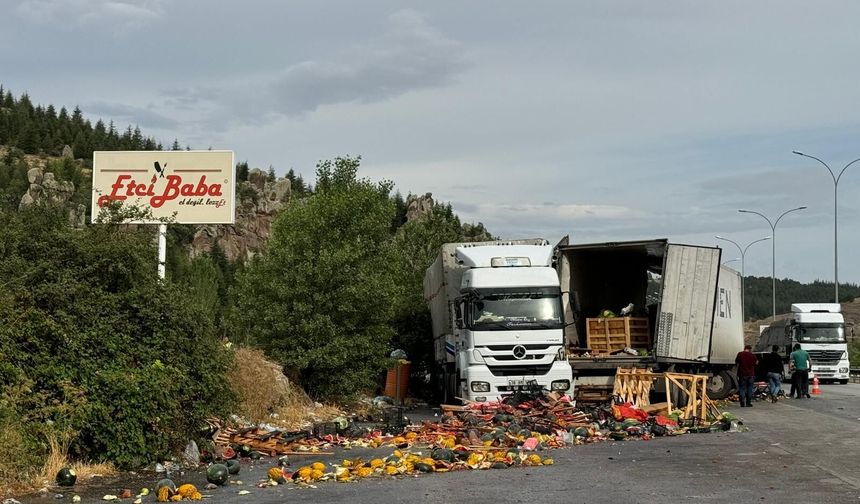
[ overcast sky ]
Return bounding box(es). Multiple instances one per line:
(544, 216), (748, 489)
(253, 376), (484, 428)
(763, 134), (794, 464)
(4, 1), (860, 285)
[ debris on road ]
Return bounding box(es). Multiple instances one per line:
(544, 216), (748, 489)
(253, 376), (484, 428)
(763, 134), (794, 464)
(194, 382), (738, 495)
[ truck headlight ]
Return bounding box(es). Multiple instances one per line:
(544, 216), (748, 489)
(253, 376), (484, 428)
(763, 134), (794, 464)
(840, 367), (849, 374)
(557, 347), (566, 361)
(551, 380), (570, 391)
(471, 381), (490, 392)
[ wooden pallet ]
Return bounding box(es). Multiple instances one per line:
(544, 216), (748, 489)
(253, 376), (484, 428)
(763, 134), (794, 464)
(586, 317), (650, 355)
(211, 425), (332, 456)
(612, 368), (722, 420)
(612, 367), (660, 408)
(574, 384), (613, 404)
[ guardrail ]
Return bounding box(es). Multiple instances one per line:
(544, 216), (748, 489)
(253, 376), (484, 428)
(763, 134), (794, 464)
(850, 368), (860, 383)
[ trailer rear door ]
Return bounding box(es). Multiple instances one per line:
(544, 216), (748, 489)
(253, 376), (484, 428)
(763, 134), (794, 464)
(654, 244), (720, 361)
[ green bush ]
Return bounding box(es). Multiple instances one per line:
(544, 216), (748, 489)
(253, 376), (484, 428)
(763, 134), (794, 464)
(0, 205), (234, 469)
(232, 156), (397, 400)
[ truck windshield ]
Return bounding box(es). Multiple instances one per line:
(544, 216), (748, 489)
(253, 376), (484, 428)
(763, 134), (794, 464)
(796, 324), (845, 343)
(469, 291), (563, 330)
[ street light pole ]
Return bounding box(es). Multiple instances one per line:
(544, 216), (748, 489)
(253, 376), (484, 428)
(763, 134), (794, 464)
(792, 151), (860, 303)
(738, 207), (807, 321)
(715, 235), (771, 322)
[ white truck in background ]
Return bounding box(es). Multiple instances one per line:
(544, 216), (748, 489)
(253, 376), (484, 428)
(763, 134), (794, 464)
(424, 239), (574, 403)
(755, 303), (850, 384)
(555, 238), (745, 399)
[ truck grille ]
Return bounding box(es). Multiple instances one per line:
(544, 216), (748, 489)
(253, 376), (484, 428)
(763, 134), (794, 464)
(807, 349), (843, 365)
(485, 344), (551, 351)
(487, 364), (553, 377)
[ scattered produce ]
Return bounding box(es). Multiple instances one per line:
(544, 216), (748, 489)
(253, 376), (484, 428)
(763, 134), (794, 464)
(55, 467), (77, 487)
(206, 464), (230, 486)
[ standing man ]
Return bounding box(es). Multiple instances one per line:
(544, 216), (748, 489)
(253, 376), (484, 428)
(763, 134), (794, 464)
(735, 344), (758, 407)
(790, 343), (811, 399)
(763, 345), (784, 402)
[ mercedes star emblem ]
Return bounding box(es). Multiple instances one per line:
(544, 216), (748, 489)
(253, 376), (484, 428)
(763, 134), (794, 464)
(512, 345), (527, 359)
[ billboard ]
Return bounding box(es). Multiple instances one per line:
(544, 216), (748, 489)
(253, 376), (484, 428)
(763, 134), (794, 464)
(91, 151), (235, 224)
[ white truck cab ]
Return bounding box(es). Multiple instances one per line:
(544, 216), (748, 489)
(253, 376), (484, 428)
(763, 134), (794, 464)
(425, 240), (574, 403)
(757, 303), (850, 384)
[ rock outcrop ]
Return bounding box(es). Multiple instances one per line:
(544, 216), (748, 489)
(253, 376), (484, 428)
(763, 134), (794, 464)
(189, 169), (292, 261)
(18, 166), (86, 226)
(405, 192), (434, 221)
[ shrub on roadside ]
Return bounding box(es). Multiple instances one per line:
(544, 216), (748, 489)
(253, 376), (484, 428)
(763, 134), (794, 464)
(0, 205), (234, 471)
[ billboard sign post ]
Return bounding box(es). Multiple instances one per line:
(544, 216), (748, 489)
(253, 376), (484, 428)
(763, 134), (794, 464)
(92, 151), (236, 278)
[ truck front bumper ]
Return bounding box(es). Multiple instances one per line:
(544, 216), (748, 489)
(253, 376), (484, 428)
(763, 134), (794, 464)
(810, 363), (850, 381)
(459, 361), (574, 402)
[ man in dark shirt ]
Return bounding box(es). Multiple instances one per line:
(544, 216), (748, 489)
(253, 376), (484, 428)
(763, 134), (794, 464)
(735, 344), (759, 407)
(762, 345), (784, 402)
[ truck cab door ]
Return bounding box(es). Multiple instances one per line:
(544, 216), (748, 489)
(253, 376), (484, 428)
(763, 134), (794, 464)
(654, 244), (721, 361)
(553, 236), (578, 346)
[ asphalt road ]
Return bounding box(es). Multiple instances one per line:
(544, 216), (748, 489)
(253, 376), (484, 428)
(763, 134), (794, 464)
(18, 382), (860, 504)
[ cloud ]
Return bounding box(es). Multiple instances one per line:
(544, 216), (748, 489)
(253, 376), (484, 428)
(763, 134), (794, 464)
(16, 0), (166, 30)
(85, 101), (178, 129)
(452, 201), (644, 238)
(168, 9), (468, 124)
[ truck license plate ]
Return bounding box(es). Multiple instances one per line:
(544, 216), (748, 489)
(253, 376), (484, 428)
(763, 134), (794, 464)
(508, 379), (525, 386)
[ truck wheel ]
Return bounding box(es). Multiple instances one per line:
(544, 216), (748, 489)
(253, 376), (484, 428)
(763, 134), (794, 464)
(706, 370), (734, 400)
(839, 379), (849, 385)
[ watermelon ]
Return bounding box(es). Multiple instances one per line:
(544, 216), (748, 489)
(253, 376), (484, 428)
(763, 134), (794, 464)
(609, 431), (627, 441)
(480, 433), (494, 442)
(573, 427), (590, 438)
(206, 464), (229, 485)
(413, 462), (434, 473)
(56, 467), (77, 487)
(493, 413), (513, 423)
(249, 451), (262, 460)
(431, 448), (454, 462)
(490, 462), (508, 469)
(506, 423), (521, 434)
(237, 444), (252, 458)
(226, 459), (240, 475)
(221, 446), (236, 460)
(650, 424), (667, 437)
(621, 418), (641, 428)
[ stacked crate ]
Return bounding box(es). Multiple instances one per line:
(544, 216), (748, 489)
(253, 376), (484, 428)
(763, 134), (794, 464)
(585, 317), (650, 355)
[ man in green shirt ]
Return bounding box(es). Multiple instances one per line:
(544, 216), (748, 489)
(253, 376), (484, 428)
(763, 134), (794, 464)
(790, 344), (811, 399)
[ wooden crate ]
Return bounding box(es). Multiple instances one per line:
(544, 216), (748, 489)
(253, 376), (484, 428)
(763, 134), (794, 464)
(586, 317), (650, 355)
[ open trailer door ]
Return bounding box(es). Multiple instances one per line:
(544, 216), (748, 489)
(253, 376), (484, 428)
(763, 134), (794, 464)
(654, 244), (721, 361)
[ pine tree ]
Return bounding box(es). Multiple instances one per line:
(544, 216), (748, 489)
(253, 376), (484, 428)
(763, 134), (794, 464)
(236, 161), (249, 182)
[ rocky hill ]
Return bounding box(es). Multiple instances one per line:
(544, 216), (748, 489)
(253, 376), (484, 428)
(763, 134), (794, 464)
(191, 167), (291, 261)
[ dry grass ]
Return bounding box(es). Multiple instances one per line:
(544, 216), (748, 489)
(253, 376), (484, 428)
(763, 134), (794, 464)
(0, 430), (115, 498)
(36, 432), (116, 488)
(228, 347), (344, 429)
(0, 420), (34, 498)
(228, 347), (295, 421)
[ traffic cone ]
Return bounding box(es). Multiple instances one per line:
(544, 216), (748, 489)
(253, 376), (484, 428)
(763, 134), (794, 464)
(812, 376), (821, 395)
